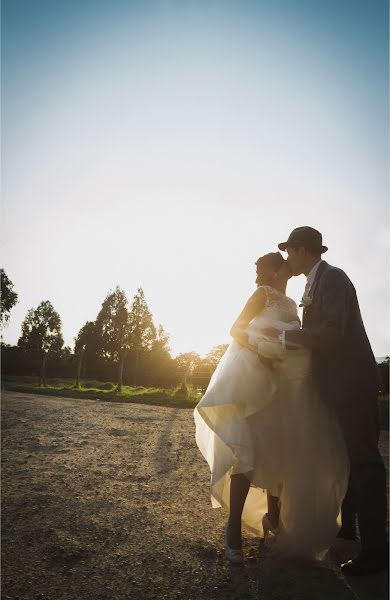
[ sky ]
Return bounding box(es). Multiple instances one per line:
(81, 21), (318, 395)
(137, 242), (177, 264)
(2, 0), (389, 357)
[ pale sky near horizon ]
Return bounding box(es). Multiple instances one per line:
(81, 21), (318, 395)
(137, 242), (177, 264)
(2, 0), (389, 357)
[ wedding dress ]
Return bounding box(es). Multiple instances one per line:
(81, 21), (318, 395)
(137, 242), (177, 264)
(194, 285), (349, 558)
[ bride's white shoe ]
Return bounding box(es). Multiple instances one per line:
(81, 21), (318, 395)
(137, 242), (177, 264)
(262, 513), (279, 540)
(224, 524), (244, 564)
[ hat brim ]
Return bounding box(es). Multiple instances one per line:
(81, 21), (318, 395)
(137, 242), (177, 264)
(278, 241), (328, 253)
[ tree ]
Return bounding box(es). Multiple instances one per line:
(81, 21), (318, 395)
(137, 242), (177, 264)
(1, 269), (18, 328)
(94, 287), (130, 392)
(74, 321), (96, 388)
(191, 344), (229, 392)
(128, 288), (156, 386)
(155, 324), (170, 352)
(378, 357), (389, 395)
(18, 300), (64, 386)
(174, 351), (202, 384)
(205, 344), (229, 368)
(148, 325), (175, 387)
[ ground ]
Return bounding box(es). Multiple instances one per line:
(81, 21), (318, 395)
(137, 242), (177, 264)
(2, 391), (388, 600)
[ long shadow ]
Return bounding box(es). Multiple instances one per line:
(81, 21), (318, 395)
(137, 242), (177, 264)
(246, 555), (355, 600)
(213, 554), (371, 600)
(161, 531), (369, 600)
(222, 550), (388, 600)
(152, 408), (180, 474)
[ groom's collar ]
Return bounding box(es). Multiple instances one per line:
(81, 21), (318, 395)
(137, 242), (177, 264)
(308, 260), (328, 298)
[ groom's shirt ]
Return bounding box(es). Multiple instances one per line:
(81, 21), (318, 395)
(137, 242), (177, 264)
(305, 259), (322, 294)
(279, 259), (323, 348)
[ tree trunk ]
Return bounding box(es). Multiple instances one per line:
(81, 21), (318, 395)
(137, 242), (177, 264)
(133, 348), (139, 387)
(75, 347), (85, 388)
(117, 349), (129, 393)
(40, 352), (47, 387)
(116, 352), (127, 393)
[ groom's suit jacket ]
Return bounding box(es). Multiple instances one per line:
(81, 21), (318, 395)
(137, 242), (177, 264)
(285, 261), (380, 410)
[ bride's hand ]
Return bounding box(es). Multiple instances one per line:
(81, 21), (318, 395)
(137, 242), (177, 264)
(261, 327), (280, 339)
(258, 354), (276, 370)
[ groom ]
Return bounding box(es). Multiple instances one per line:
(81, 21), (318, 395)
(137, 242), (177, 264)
(272, 226), (387, 576)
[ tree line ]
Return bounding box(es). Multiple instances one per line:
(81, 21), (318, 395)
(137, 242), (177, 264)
(1, 269), (389, 394)
(1, 269), (228, 391)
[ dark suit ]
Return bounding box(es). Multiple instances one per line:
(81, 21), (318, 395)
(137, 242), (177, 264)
(285, 261), (387, 550)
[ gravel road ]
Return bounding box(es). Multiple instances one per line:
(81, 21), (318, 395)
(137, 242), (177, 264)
(2, 391), (388, 600)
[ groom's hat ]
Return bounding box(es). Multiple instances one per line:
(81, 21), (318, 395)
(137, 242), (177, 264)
(278, 226), (328, 253)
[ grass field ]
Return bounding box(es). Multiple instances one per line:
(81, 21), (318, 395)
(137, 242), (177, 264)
(1, 376), (202, 409)
(2, 376), (388, 428)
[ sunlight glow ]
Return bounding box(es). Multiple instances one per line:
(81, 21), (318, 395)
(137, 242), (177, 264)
(2, 0), (389, 357)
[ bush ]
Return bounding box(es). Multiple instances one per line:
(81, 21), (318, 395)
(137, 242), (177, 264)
(173, 382), (190, 398)
(80, 380), (115, 391)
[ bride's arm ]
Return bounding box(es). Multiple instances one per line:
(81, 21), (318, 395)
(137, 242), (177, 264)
(230, 287), (267, 353)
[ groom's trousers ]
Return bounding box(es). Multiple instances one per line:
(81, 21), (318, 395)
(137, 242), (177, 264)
(334, 393), (388, 551)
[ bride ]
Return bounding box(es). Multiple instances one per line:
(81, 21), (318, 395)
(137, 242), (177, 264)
(194, 252), (349, 563)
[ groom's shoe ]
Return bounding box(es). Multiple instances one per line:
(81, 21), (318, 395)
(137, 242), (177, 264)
(341, 546), (389, 576)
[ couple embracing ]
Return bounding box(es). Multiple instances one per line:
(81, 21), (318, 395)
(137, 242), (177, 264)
(194, 226), (388, 576)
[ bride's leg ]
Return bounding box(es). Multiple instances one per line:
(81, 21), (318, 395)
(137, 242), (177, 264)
(227, 473), (251, 549)
(266, 492), (280, 528)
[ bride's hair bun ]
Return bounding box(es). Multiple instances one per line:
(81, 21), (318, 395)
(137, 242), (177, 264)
(255, 252), (285, 272)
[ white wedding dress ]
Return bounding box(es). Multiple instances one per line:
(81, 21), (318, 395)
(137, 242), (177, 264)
(194, 286), (349, 558)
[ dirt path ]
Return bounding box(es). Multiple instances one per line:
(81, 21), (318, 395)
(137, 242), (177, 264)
(2, 391), (388, 600)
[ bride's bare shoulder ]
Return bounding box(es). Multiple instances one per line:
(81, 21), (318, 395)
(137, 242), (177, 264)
(253, 285), (272, 296)
(250, 286), (269, 301)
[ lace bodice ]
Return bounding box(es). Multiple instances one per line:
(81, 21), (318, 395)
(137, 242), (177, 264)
(260, 285), (298, 323)
(246, 286), (300, 358)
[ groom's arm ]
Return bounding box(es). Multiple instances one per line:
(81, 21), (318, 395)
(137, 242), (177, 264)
(285, 269), (350, 351)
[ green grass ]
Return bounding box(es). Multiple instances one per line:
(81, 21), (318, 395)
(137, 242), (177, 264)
(1, 377), (202, 409)
(2, 377), (389, 427)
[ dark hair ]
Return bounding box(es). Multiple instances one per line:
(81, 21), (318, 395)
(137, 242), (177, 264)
(255, 251), (284, 272)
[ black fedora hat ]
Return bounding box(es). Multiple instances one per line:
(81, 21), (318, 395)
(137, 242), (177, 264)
(278, 226), (328, 253)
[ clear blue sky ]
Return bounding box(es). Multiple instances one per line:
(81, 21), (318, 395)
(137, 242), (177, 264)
(2, 0), (389, 356)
